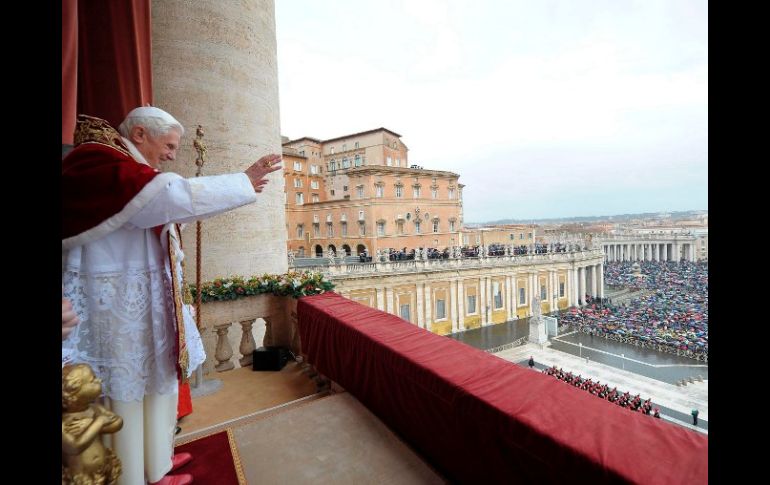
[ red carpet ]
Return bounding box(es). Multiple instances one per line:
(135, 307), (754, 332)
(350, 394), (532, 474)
(174, 430), (245, 484)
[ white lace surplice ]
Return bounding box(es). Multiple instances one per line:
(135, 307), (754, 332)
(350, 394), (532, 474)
(62, 172), (256, 402)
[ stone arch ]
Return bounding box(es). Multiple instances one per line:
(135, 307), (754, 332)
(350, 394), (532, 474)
(356, 244), (367, 255)
(342, 244), (352, 256)
(315, 244), (323, 257)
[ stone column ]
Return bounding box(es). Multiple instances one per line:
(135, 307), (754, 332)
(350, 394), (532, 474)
(376, 287), (385, 311)
(385, 287), (393, 314)
(662, 243), (668, 261)
(590, 265), (597, 298)
(572, 267), (579, 307)
(152, 0), (287, 281)
(599, 263), (604, 298)
(451, 280), (459, 333)
(578, 266), (584, 303)
(457, 280), (466, 331)
(423, 282), (432, 331)
(505, 274), (514, 320)
(690, 243), (695, 261)
(416, 283), (425, 328)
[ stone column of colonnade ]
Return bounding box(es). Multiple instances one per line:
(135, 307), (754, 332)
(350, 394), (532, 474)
(457, 281), (465, 331)
(450, 280), (459, 333)
(479, 276), (488, 325)
(578, 267), (586, 305)
(416, 284), (425, 328)
(662, 243), (668, 261)
(506, 275), (514, 320)
(424, 282), (432, 331)
(598, 262), (604, 298)
(590, 265), (597, 298)
(152, 0), (286, 281)
(376, 287), (385, 311)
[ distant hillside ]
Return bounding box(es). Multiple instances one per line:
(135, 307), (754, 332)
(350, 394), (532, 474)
(468, 209), (707, 226)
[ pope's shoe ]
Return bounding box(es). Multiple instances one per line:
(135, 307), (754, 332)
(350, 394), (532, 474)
(148, 473), (193, 485)
(170, 452), (193, 472)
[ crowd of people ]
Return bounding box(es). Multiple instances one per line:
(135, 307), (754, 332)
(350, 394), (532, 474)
(561, 261), (708, 358)
(542, 366), (660, 418)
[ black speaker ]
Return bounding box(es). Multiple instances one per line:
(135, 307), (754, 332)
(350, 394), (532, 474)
(252, 346), (290, 371)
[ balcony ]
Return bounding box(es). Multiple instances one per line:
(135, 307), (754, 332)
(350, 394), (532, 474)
(171, 292), (706, 483)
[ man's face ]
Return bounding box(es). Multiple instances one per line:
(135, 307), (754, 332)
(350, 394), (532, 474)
(131, 127), (181, 169)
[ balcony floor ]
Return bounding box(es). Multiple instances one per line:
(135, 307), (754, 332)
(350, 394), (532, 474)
(177, 362), (318, 438)
(175, 363), (444, 483)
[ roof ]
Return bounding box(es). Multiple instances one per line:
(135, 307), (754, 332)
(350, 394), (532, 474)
(322, 127), (402, 144)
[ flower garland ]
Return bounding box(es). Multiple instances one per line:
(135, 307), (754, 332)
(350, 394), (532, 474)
(189, 271), (334, 302)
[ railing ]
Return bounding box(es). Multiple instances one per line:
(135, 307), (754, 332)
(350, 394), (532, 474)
(199, 294), (300, 373)
(485, 336), (528, 354)
(312, 249), (603, 276)
(576, 326), (708, 363)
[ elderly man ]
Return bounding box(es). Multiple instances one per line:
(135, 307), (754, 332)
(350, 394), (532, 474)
(62, 106), (281, 485)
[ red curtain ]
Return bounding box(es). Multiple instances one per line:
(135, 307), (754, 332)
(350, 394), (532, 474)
(62, 0), (153, 142)
(62, 0), (78, 144)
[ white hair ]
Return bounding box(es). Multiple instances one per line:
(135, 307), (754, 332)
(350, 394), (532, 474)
(117, 106), (185, 138)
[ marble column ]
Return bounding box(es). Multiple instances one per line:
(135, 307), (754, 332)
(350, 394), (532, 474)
(590, 265), (597, 298)
(376, 287), (385, 311)
(416, 284), (424, 327)
(424, 282), (432, 331)
(457, 280), (465, 331)
(479, 277), (487, 325)
(451, 280), (459, 333)
(598, 263), (604, 298)
(578, 267), (586, 305)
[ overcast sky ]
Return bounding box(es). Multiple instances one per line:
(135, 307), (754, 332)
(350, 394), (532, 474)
(275, 0), (707, 223)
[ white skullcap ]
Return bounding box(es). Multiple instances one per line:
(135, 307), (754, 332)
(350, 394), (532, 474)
(124, 106), (181, 126)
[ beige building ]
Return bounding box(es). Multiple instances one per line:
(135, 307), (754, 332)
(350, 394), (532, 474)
(283, 128), (464, 257)
(328, 249), (604, 335)
(462, 225), (537, 247)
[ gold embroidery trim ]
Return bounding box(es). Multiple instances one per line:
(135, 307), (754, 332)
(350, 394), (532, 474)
(168, 229), (190, 383)
(73, 114), (132, 158)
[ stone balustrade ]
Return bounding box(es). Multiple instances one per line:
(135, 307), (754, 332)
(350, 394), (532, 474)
(198, 294), (300, 374)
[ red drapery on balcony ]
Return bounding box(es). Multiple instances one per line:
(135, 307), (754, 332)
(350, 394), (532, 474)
(61, 0), (153, 143)
(298, 292), (708, 484)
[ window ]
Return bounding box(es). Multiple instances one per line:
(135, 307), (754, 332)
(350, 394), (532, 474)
(449, 220), (456, 232)
(448, 188), (455, 199)
(397, 221), (404, 234)
(342, 158), (350, 169)
(343, 185), (348, 191)
(436, 299), (446, 319)
(400, 304), (410, 321)
(310, 180), (319, 189)
(519, 288), (526, 305)
(295, 193), (304, 205)
(413, 186), (421, 198)
(342, 144), (347, 151)
(359, 210), (365, 220)
(293, 161), (302, 171)
(432, 188), (438, 199)
(376, 185), (384, 197)
(330, 189), (335, 196)
(396, 158), (401, 167)
(386, 156), (392, 166)
(528, 233), (533, 239)
(341, 222), (347, 236)
(357, 186), (364, 198)
(467, 295), (477, 314)
(330, 147), (335, 154)
(415, 221), (421, 234)
(310, 165), (319, 174)
(311, 194), (319, 203)
(493, 282), (503, 309)
(329, 160), (337, 171)
(541, 285), (547, 300)
(433, 220), (439, 233)
(520, 233), (524, 240)
(327, 223), (333, 237)
(559, 282), (565, 298)
(359, 222), (366, 235)
(313, 223), (320, 237)
(395, 185), (403, 198)
(294, 178), (302, 188)
(299, 150), (305, 156)
(354, 155), (362, 167)
(296, 225), (304, 238)
(377, 222), (385, 236)
(355, 141), (360, 149)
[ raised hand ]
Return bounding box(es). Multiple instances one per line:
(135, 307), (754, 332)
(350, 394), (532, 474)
(244, 154), (282, 192)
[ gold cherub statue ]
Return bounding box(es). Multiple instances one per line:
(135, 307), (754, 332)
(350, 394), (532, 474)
(62, 364), (123, 485)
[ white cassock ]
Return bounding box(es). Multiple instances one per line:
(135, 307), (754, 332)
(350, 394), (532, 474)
(62, 137), (257, 484)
